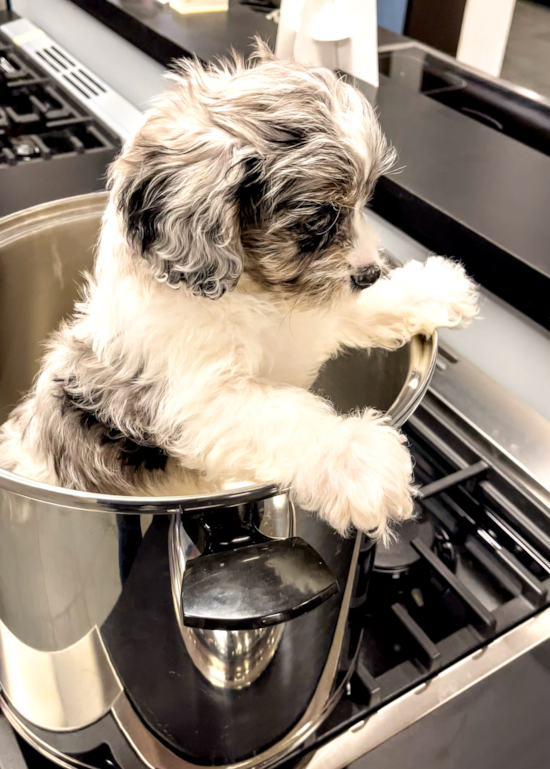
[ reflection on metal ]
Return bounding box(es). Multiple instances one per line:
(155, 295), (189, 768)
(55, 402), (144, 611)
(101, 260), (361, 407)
(0, 498), (123, 651)
(168, 496), (293, 689)
(0, 621), (122, 731)
(378, 40), (550, 112)
(113, 535), (363, 769)
(302, 605), (550, 769)
(0, 695), (84, 769)
(5, 605), (550, 769)
(180, 625), (285, 690)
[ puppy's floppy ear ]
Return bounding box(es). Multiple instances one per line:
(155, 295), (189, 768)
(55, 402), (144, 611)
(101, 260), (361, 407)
(112, 129), (257, 299)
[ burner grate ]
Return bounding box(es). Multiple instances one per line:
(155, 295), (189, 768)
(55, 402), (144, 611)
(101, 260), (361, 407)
(0, 33), (117, 167)
(312, 406), (550, 746)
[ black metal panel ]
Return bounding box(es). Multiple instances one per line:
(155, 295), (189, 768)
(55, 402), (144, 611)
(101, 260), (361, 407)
(0, 149), (117, 217)
(405, 0), (467, 57)
(68, 0), (276, 68)
(350, 640), (550, 769)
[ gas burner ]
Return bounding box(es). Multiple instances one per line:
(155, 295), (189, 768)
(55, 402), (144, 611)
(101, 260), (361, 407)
(433, 524), (458, 572)
(374, 511), (435, 575)
(10, 136), (41, 160)
(337, 416), (550, 727)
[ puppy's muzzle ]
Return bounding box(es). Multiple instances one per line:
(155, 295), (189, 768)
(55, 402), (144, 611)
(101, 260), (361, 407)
(351, 264), (382, 290)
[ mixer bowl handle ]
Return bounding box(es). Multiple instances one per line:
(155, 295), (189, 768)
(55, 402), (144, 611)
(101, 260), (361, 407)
(180, 506), (338, 630)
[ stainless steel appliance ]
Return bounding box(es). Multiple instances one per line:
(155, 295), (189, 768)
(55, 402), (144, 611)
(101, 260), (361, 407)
(0, 193), (436, 768)
(0, 17), (142, 217)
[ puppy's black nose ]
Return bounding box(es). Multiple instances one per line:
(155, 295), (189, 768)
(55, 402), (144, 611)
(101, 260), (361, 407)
(351, 264), (382, 290)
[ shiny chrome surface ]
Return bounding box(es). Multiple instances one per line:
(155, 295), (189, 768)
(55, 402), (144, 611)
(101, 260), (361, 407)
(180, 625), (285, 691)
(302, 605), (550, 769)
(0, 623), (122, 732)
(0, 536), (364, 769)
(0, 694), (93, 769)
(0, 498), (123, 651)
(0, 193), (435, 761)
(169, 495), (293, 689)
(0, 535), (364, 769)
(111, 535), (365, 769)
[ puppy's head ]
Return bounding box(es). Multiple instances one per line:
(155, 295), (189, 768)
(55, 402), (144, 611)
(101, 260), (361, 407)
(111, 43), (395, 304)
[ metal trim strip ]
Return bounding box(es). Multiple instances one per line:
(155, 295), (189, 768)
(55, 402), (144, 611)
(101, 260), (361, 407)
(302, 606), (550, 769)
(0, 18), (143, 140)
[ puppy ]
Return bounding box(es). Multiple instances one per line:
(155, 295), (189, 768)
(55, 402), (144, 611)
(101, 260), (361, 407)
(0, 45), (478, 540)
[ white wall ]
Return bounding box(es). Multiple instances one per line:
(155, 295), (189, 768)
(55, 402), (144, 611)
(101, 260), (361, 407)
(457, 0), (516, 77)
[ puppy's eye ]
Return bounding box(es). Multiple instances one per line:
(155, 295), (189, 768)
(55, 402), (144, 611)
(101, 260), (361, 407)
(303, 205), (340, 235)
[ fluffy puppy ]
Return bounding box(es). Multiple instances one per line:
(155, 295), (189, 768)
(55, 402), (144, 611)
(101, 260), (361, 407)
(0, 45), (478, 540)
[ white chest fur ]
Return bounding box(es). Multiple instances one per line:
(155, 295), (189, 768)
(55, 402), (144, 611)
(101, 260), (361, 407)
(258, 307), (341, 388)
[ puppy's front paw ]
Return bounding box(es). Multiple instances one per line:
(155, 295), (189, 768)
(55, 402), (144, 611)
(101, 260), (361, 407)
(347, 411), (416, 540)
(410, 256), (479, 336)
(297, 411), (416, 542)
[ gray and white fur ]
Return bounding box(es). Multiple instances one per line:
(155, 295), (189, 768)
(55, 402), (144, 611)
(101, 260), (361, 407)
(0, 44), (478, 540)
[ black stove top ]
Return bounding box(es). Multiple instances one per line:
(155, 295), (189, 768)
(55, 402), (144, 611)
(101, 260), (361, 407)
(285, 400), (550, 764)
(0, 29), (120, 217)
(360, 432), (548, 684)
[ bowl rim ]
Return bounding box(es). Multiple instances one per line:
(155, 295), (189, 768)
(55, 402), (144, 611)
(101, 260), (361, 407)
(0, 193), (438, 513)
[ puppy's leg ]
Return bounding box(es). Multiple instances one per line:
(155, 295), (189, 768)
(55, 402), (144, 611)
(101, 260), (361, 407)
(165, 382), (414, 541)
(338, 257), (479, 350)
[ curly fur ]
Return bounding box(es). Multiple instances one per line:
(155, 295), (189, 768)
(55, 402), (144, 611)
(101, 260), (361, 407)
(0, 45), (479, 540)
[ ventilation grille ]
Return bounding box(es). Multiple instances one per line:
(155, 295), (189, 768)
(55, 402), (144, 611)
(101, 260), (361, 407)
(36, 45), (75, 73)
(0, 17), (143, 140)
(33, 45), (107, 100)
(62, 69), (107, 100)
